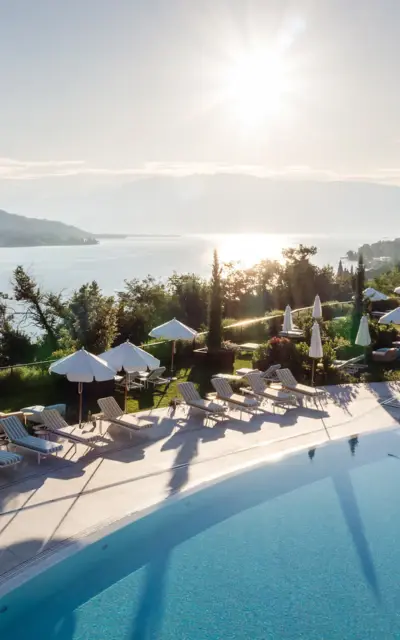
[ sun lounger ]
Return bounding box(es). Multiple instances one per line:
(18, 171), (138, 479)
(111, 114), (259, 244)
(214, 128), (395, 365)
(178, 382), (226, 420)
(97, 397), (151, 437)
(260, 364), (281, 381)
(244, 372), (296, 409)
(40, 410), (102, 448)
(0, 450), (22, 468)
(211, 377), (260, 414)
(276, 369), (325, 399)
(143, 367), (172, 389)
(0, 415), (63, 464)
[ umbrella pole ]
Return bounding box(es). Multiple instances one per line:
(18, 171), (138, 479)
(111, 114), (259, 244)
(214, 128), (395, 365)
(171, 340), (175, 373)
(311, 359), (316, 387)
(78, 382), (83, 428)
(125, 379), (128, 413)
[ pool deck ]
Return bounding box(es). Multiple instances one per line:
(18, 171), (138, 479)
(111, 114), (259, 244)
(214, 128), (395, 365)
(1, 381), (400, 588)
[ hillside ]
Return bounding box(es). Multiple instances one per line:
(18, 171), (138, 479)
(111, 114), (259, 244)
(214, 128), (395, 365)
(0, 209), (97, 247)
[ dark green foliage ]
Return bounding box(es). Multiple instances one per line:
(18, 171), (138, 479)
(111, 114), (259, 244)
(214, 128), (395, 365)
(207, 250), (223, 352)
(351, 254), (365, 343)
(66, 281), (117, 353)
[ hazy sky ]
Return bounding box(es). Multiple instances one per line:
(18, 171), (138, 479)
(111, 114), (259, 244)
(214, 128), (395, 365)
(0, 0), (399, 229)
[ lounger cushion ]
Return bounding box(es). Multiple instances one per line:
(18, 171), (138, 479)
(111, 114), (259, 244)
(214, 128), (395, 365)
(0, 450), (22, 467)
(289, 384), (323, 397)
(225, 393), (258, 407)
(12, 435), (62, 454)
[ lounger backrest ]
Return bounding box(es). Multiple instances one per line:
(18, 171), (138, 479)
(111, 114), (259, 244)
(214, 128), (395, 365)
(246, 372), (264, 393)
(146, 367), (166, 382)
(261, 364), (281, 379)
(41, 409), (68, 431)
(211, 377), (233, 399)
(0, 415), (28, 441)
(277, 369), (298, 387)
(98, 396), (123, 419)
(178, 382), (201, 403)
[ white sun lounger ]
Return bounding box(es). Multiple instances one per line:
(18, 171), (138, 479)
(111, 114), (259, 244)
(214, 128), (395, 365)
(0, 450), (22, 468)
(0, 415), (63, 464)
(244, 372), (296, 410)
(276, 369), (325, 400)
(41, 410), (102, 449)
(97, 397), (151, 438)
(211, 377), (260, 415)
(178, 382), (226, 421)
(260, 364), (281, 381)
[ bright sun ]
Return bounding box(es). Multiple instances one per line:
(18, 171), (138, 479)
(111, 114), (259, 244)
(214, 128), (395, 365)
(224, 48), (290, 127)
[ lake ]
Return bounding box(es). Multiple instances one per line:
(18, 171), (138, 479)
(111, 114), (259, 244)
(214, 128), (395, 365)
(0, 233), (373, 295)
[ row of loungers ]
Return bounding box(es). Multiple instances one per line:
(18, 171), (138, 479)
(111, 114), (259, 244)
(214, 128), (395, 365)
(178, 368), (325, 421)
(0, 397), (153, 468)
(0, 368), (325, 467)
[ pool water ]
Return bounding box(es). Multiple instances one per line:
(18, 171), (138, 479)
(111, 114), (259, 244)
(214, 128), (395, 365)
(2, 429), (400, 639)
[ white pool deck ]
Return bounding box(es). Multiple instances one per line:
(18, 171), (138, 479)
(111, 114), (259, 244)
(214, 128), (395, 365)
(0, 381), (400, 588)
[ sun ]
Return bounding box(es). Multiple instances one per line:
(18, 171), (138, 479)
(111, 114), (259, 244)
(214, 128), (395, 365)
(224, 48), (290, 128)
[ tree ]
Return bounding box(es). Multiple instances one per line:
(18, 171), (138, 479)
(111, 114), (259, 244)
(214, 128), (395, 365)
(168, 273), (209, 329)
(117, 276), (171, 344)
(207, 250), (223, 352)
(66, 281), (117, 353)
(12, 266), (62, 349)
(337, 260), (344, 278)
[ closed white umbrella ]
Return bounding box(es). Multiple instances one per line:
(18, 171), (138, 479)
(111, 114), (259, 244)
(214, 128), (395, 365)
(100, 340), (160, 410)
(312, 295), (323, 320)
(394, 286), (400, 295)
(355, 316), (371, 347)
(50, 348), (116, 426)
(282, 305), (294, 332)
(309, 321), (323, 385)
(149, 318), (198, 372)
(379, 307), (400, 325)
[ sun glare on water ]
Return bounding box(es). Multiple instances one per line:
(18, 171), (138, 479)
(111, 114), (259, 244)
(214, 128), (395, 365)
(216, 234), (288, 268)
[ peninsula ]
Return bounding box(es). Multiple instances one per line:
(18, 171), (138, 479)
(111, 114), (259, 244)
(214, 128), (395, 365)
(0, 209), (97, 247)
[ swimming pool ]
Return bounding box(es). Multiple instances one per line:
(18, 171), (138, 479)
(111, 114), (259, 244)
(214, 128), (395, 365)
(1, 427), (400, 639)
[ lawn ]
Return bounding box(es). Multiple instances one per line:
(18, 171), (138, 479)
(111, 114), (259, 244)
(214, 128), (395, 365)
(0, 356), (254, 423)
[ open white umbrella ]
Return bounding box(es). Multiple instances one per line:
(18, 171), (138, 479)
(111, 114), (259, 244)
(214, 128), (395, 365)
(309, 321), (323, 385)
(49, 348), (116, 426)
(394, 287), (400, 295)
(363, 287), (388, 302)
(379, 307), (400, 325)
(100, 340), (160, 410)
(312, 295), (322, 319)
(282, 305), (294, 332)
(149, 318), (197, 372)
(355, 316), (371, 347)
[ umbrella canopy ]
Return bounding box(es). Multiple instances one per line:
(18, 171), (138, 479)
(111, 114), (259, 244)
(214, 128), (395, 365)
(99, 340), (160, 373)
(312, 295), (323, 319)
(394, 286), (400, 295)
(363, 287), (388, 302)
(379, 307), (400, 325)
(282, 306), (294, 332)
(149, 318), (197, 341)
(50, 348), (116, 382)
(355, 315), (371, 347)
(309, 321), (323, 359)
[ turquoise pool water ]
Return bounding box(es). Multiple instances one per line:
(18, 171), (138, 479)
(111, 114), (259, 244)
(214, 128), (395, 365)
(1, 429), (400, 639)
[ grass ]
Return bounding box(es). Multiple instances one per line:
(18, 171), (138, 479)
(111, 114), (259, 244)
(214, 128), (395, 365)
(0, 356), (254, 423)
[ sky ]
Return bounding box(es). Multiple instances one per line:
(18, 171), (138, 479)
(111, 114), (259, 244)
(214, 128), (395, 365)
(0, 0), (400, 232)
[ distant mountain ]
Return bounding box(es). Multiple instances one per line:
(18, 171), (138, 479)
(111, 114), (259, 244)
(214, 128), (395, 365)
(65, 175), (400, 235)
(0, 209), (97, 247)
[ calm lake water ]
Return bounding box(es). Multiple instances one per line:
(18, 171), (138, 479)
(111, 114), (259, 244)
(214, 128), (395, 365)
(0, 233), (374, 295)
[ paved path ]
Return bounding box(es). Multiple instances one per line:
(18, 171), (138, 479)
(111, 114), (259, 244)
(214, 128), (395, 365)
(0, 381), (399, 586)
